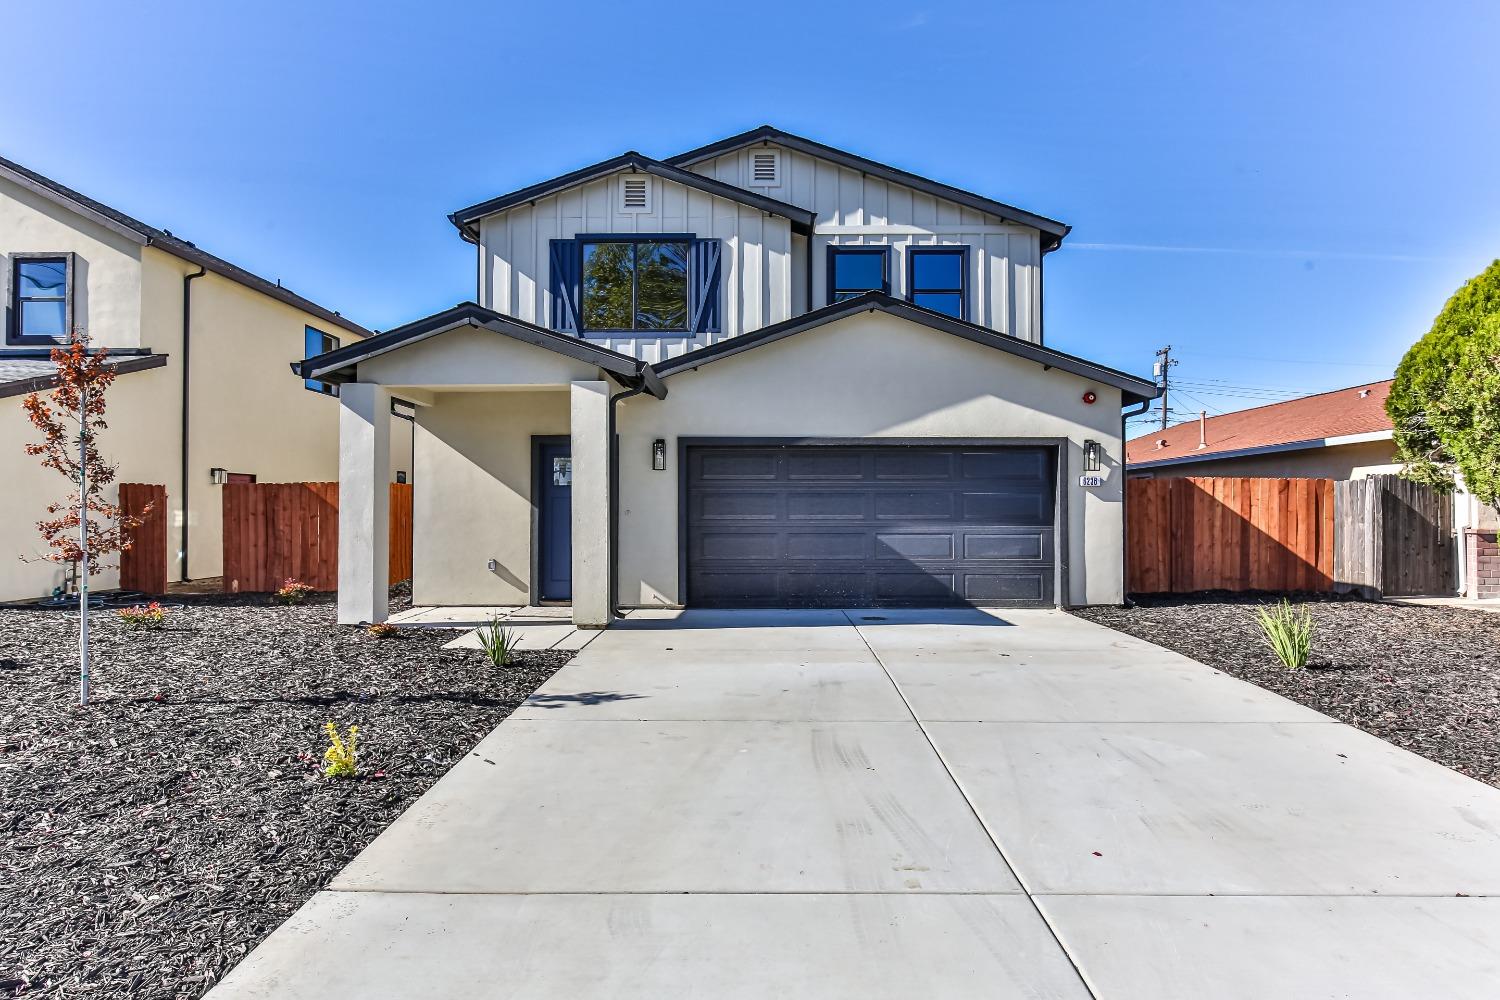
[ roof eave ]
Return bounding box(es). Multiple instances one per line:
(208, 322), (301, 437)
(1127, 429), (1394, 469)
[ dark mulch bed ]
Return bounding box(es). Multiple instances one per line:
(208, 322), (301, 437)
(1072, 594), (1500, 787)
(0, 586), (570, 998)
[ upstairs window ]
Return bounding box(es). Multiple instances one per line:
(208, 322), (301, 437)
(827, 246), (890, 303)
(907, 246), (968, 319)
(304, 326), (339, 394)
(582, 239), (689, 332)
(550, 235), (721, 338)
(9, 253), (74, 344)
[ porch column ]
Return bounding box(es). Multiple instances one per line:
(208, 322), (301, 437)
(338, 382), (392, 624)
(570, 380), (612, 628)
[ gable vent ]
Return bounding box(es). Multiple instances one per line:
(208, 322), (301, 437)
(748, 148), (781, 187)
(618, 174), (652, 213)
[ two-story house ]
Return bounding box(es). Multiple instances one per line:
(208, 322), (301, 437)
(296, 126), (1158, 626)
(0, 154), (411, 602)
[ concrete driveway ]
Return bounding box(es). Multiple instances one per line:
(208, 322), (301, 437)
(209, 608), (1500, 999)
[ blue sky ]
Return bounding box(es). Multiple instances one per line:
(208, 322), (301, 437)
(7, 1), (1497, 431)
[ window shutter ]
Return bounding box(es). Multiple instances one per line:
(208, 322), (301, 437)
(549, 239), (582, 334)
(688, 238), (722, 335)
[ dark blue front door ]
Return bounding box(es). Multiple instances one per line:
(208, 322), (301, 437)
(538, 442), (572, 601)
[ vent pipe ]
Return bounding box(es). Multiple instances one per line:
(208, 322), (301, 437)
(1197, 410), (1208, 449)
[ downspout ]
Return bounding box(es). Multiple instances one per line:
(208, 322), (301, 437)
(180, 266), (206, 582)
(607, 380), (648, 617)
(1119, 396), (1152, 606)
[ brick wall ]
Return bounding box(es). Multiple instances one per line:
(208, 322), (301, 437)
(1471, 529), (1500, 600)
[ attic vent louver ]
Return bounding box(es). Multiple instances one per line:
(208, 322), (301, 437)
(619, 174), (651, 213)
(748, 149), (781, 187)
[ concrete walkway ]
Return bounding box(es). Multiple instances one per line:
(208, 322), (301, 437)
(209, 608), (1500, 999)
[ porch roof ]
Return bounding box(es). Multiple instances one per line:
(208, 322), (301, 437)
(291, 302), (666, 399)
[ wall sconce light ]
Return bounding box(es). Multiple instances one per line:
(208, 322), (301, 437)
(652, 439), (666, 471)
(1083, 441), (1103, 473)
(209, 467), (228, 485)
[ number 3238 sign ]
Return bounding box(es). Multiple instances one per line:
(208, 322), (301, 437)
(1078, 475), (1105, 488)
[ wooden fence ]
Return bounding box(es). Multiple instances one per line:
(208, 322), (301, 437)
(1127, 477), (1335, 594)
(119, 483), (168, 594)
(1128, 475), (1456, 597)
(1334, 475), (1455, 597)
(222, 482), (413, 593)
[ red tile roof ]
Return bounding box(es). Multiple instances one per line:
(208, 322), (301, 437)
(1127, 380), (1394, 467)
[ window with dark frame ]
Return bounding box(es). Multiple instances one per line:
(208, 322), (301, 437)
(580, 237), (690, 333)
(304, 326), (340, 395)
(9, 254), (72, 344)
(827, 246), (890, 303)
(907, 246), (968, 319)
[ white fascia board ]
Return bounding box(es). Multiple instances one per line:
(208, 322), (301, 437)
(1129, 429), (1394, 470)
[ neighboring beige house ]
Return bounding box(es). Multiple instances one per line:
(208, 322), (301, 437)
(1126, 380), (1399, 479)
(296, 126), (1159, 627)
(1, 154), (411, 602)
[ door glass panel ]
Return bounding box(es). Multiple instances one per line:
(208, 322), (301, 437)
(552, 456), (573, 487)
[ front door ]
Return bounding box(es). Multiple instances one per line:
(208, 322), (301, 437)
(537, 442), (573, 601)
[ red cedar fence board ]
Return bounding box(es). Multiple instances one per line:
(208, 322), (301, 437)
(1127, 477), (1335, 594)
(118, 483), (168, 595)
(222, 482), (412, 593)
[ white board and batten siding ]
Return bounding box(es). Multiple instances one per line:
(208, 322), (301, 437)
(687, 144), (1044, 344)
(477, 173), (793, 364)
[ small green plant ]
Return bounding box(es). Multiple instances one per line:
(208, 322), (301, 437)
(323, 721), (358, 778)
(274, 578), (315, 605)
(1256, 599), (1315, 669)
(117, 601), (166, 630)
(365, 622), (399, 639)
(476, 617), (517, 667)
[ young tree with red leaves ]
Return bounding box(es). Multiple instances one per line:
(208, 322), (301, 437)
(22, 336), (149, 705)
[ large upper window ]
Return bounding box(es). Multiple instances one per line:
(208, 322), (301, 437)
(9, 254), (73, 344)
(827, 246), (890, 303)
(304, 326), (339, 394)
(581, 238), (689, 333)
(907, 246), (968, 319)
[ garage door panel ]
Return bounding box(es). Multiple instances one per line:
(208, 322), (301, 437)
(787, 492), (868, 520)
(964, 530), (1050, 561)
(686, 445), (1056, 608)
(874, 533), (957, 560)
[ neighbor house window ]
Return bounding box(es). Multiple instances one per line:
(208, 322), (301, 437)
(580, 238), (690, 333)
(304, 326), (339, 394)
(907, 246), (968, 319)
(827, 246), (890, 303)
(9, 254), (74, 344)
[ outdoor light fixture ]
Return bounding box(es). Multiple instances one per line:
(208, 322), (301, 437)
(209, 467), (228, 485)
(1083, 441), (1103, 473)
(652, 439), (666, 471)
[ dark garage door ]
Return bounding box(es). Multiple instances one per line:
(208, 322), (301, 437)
(684, 445), (1056, 608)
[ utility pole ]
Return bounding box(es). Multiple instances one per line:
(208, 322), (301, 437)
(1154, 345), (1178, 431)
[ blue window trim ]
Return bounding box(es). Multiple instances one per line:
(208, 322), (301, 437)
(825, 245), (891, 305)
(575, 233), (697, 338)
(304, 326), (340, 394)
(906, 245), (970, 321)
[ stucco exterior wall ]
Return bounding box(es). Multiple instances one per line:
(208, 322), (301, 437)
(1130, 439), (1399, 481)
(0, 174), (144, 350)
(615, 311), (1127, 607)
(410, 390), (569, 606)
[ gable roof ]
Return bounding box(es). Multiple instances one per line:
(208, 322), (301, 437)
(292, 302), (666, 399)
(650, 291), (1158, 405)
(1126, 380), (1394, 469)
(448, 152), (817, 243)
(0, 153), (371, 338)
(665, 125), (1072, 250)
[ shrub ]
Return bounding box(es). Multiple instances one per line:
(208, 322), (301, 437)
(1256, 600), (1314, 669)
(323, 722), (358, 779)
(476, 617), (518, 667)
(273, 578), (315, 605)
(365, 622), (399, 639)
(117, 601), (166, 630)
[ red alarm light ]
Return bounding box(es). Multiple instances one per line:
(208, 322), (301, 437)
(1082, 391), (1097, 405)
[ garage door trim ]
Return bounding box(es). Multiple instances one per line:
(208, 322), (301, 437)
(677, 437), (1070, 608)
